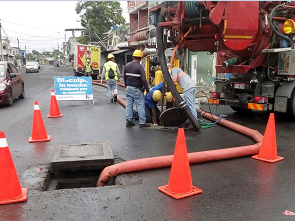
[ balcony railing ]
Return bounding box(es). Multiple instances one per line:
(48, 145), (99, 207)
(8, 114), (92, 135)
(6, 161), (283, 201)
(138, 14), (149, 29)
(130, 19), (138, 33)
(128, 1), (146, 11)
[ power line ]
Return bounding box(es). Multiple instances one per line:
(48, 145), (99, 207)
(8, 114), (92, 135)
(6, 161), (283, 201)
(12, 37), (64, 42)
(1, 19), (62, 32)
(3, 28), (63, 39)
(1, 27), (10, 40)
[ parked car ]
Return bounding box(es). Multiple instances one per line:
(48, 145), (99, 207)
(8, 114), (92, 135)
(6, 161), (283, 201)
(0, 61), (25, 106)
(34, 61), (40, 70)
(26, 62), (39, 73)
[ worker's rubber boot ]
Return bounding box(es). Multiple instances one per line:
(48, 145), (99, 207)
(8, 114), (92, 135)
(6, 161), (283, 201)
(184, 120), (201, 131)
(126, 120), (135, 127)
(114, 94), (117, 102)
(139, 123), (151, 128)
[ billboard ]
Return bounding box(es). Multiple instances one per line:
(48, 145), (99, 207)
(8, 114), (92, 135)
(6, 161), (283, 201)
(54, 76), (94, 104)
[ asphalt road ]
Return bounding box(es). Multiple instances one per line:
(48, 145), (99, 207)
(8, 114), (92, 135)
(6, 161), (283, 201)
(1, 65), (295, 221)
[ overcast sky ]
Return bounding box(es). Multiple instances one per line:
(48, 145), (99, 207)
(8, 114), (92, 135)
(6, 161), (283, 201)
(0, 1), (129, 53)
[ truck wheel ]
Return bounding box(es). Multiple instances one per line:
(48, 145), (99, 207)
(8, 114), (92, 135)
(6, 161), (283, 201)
(231, 106), (252, 113)
(287, 87), (295, 120)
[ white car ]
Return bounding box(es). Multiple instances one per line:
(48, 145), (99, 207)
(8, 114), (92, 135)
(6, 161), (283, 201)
(26, 62), (39, 73)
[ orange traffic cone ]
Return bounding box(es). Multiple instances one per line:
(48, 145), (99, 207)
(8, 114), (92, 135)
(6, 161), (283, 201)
(48, 89), (63, 118)
(158, 128), (202, 199)
(0, 131), (28, 204)
(252, 113), (284, 163)
(29, 101), (51, 143)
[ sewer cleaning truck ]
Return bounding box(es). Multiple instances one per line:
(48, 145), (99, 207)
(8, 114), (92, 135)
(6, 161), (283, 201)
(154, 1), (295, 120)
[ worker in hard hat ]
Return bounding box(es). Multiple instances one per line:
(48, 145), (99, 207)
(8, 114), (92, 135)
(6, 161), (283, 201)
(165, 91), (174, 109)
(124, 50), (150, 128)
(170, 67), (200, 123)
(83, 58), (93, 77)
(144, 82), (164, 125)
(101, 53), (121, 103)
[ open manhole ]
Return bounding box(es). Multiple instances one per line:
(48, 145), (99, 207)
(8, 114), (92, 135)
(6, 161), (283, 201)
(45, 169), (115, 191)
(44, 142), (114, 191)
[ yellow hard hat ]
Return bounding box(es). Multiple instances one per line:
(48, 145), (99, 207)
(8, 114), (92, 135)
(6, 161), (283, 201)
(166, 92), (173, 102)
(107, 53), (115, 59)
(152, 90), (162, 102)
(133, 50), (143, 58)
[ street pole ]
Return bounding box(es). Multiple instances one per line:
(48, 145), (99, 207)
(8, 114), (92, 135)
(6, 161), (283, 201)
(25, 45), (27, 63)
(0, 21), (4, 61)
(88, 24), (91, 44)
(17, 37), (21, 66)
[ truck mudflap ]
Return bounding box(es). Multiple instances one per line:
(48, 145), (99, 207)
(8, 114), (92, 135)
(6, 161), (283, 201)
(208, 98), (267, 111)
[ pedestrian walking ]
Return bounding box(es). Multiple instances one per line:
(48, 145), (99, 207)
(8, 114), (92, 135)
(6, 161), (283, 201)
(170, 67), (200, 122)
(102, 53), (121, 103)
(83, 59), (93, 77)
(124, 50), (150, 128)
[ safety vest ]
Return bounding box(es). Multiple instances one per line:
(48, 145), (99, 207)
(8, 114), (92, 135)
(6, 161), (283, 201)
(172, 72), (186, 82)
(85, 63), (92, 72)
(104, 61), (118, 80)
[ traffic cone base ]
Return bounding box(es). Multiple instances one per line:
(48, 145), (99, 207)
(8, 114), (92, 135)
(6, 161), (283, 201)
(252, 154), (284, 163)
(0, 188), (28, 205)
(29, 135), (51, 143)
(252, 113), (284, 163)
(47, 113), (63, 118)
(158, 185), (202, 200)
(158, 129), (202, 199)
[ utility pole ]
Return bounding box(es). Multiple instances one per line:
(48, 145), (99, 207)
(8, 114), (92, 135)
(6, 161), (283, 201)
(64, 33), (66, 55)
(0, 21), (4, 61)
(88, 24), (91, 43)
(17, 37), (21, 66)
(17, 38), (20, 52)
(25, 45), (27, 63)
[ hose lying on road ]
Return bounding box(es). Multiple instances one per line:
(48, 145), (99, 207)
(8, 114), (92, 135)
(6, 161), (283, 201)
(93, 81), (263, 187)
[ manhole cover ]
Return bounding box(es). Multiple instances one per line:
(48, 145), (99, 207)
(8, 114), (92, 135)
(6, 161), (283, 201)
(51, 142), (114, 171)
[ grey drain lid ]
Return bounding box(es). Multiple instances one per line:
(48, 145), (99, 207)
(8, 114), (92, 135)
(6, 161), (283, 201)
(51, 142), (114, 171)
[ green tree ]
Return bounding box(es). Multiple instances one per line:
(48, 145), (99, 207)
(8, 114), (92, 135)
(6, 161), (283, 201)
(75, 1), (125, 44)
(43, 51), (52, 56)
(32, 50), (40, 56)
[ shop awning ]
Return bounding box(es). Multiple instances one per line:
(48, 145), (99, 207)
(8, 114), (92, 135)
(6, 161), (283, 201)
(111, 49), (129, 55)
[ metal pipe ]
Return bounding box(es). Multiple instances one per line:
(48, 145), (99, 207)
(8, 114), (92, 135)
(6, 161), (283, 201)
(222, 57), (238, 69)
